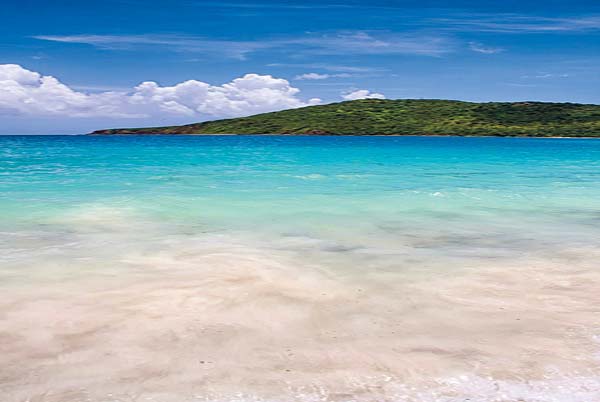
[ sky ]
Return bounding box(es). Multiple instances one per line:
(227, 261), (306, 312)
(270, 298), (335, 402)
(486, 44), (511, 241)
(1, 0), (600, 134)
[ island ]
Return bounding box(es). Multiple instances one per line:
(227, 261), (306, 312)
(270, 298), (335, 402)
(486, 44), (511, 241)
(91, 99), (600, 137)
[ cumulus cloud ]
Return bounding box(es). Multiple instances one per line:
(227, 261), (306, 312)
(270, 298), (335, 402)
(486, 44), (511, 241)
(342, 89), (386, 101)
(295, 73), (331, 80)
(0, 64), (321, 119)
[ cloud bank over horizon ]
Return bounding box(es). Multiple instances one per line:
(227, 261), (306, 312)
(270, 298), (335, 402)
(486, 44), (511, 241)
(0, 64), (322, 121)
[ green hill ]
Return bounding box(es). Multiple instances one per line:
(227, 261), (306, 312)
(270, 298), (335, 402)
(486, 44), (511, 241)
(91, 99), (600, 137)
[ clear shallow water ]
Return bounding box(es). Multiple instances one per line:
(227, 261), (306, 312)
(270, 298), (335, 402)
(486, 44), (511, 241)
(1, 135), (600, 402)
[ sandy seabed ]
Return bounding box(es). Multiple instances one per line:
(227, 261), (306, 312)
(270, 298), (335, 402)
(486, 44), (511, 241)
(1, 211), (599, 402)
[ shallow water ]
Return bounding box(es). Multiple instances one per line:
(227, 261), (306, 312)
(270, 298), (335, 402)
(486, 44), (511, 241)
(1, 135), (599, 402)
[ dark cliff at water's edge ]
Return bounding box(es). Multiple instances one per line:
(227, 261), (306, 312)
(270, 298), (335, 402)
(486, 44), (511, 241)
(91, 99), (600, 137)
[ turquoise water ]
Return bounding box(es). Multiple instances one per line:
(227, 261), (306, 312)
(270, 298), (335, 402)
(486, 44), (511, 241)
(1, 135), (600, 401)
(3, 135), (600, 231)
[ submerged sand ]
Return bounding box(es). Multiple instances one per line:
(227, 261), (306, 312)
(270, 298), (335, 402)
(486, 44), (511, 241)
(1, 213), (599, 402)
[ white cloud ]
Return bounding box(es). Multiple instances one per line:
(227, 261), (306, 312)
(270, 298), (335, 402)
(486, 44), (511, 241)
(521, 72), (570, 79)
(33, 35), (267, 60)
(342, 89), (386, 101)
(0, 64), (321, 119)
(468, 42), (504, 54)
(296, 73), (330, 80)
(294, 72), (352, 80)
(0, 63), (42, 84)
(34, 31), (454, 58)
(434, 14), (600, 33)
(269, 63), (386, 73)
(286, 31), (454, 57)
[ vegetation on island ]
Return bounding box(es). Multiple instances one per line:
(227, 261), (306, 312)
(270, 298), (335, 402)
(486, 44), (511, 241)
(91, 99), (600, 137)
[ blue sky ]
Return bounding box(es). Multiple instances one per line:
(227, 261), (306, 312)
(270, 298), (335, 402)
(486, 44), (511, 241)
(1, 0), (600, 134)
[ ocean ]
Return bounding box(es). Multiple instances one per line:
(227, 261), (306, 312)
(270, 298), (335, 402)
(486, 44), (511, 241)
(1, 135), (599, 402)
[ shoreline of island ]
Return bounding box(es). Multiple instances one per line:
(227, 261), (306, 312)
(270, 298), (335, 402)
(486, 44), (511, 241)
(87, 132), (600, 139)
(88, 99), (600, 138)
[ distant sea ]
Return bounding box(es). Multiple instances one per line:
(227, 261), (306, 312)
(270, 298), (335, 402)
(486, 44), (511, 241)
(1, 135), (599, 402)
